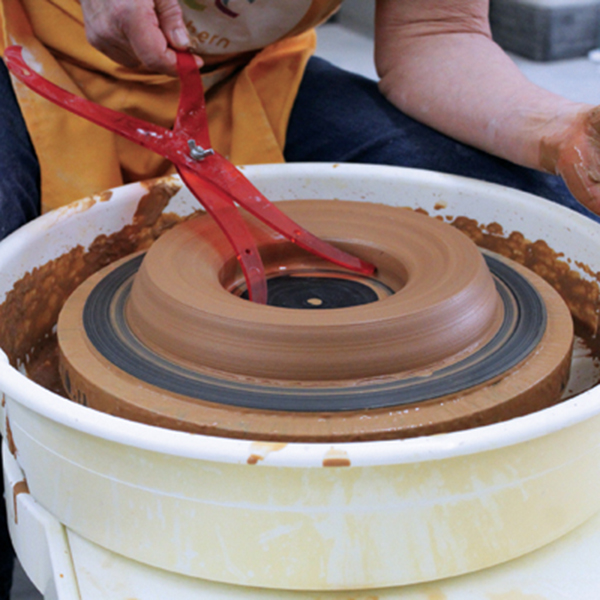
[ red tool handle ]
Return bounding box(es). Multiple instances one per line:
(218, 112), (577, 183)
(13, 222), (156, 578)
(5, 45), (376, 304)
(174, 51), (376, 277)
(4, 45), (268, 302)
(177, 166), (268, 302)
(4, 46), (189, 165)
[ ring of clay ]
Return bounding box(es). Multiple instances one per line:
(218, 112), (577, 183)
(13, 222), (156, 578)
(126, 200), (504, 381)
(57, 201), (573, 441)
(78, 252), (542, 408)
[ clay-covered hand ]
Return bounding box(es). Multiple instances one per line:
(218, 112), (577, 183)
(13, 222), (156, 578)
(541, 106), (600, 216)
(79, 0), (200, 75)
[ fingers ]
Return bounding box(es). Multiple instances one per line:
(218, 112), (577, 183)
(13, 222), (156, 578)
(155, 0), (190, 49)
(557, 157), (600, 215)
(155, 0), (204, 69)
(120, 3), (179, 75)
(539, 105), (600, 216)
(587, 105), (600, 133)
(80, 0), (201, 75)
(567, 110), (600, 215)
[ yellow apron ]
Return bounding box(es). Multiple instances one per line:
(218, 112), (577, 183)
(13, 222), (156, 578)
(0, 0), (341, 212)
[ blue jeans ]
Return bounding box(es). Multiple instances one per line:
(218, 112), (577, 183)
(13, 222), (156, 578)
(286, 56), (600, 223)
(0, 60), (40, 241)
(0, 58), (39, 600)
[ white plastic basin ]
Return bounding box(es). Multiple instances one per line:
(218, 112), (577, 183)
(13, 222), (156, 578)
(2, 164), (600, 591)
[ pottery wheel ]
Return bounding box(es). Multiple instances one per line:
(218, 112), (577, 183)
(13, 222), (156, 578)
(57, 200), (573, 441)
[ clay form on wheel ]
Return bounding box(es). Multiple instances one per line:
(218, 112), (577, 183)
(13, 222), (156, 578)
(57, 200), (573, 441)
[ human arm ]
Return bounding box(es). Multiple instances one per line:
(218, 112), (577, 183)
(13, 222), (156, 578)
(79, 0), (202, 75)
(375, 0), (600, 214)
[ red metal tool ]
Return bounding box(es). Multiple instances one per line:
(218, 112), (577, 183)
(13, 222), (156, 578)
(4, 45), (375, 303)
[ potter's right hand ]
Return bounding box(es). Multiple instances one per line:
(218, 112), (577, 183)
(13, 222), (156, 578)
(79, 0), (201, 76)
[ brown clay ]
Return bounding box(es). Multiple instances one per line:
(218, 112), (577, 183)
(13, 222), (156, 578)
(56, 201), (574, 441)
(126, 201), (503, 381)
(0, 177), (185, 385)
(451, 216), (600, 332)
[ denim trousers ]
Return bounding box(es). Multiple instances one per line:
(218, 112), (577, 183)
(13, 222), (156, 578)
(0, 59), (40, 242)
(0, 53), (597, 599)
(0, 57), (40, 600)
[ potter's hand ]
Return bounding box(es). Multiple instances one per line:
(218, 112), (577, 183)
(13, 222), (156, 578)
(79, 0), (201, 75)
(541, 106), (600, 216)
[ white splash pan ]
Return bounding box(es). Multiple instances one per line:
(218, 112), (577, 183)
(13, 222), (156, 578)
(2, 163), (600, 592)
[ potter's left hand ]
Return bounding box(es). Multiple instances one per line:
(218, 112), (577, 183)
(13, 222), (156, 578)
(540, 106), (600, 216)
(79, 0), (200, 75)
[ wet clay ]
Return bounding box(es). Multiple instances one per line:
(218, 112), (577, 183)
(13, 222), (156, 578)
(5, 417), (17, 457)
(125, 201), (504, 381)
(12, 479), (29, 524)
(322, 448), (352, 467)
(0, 178), (186, 394)
(56, 201), (573, 441)
(55, 253), (573, 441)
(450, 216), (599, 333)
(0, 194), (593, 441)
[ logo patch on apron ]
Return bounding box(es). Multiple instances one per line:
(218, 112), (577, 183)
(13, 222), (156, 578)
(181, 0), (313, 54)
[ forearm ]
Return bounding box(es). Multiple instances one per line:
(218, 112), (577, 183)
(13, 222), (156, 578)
(374, 0), (589, 173)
